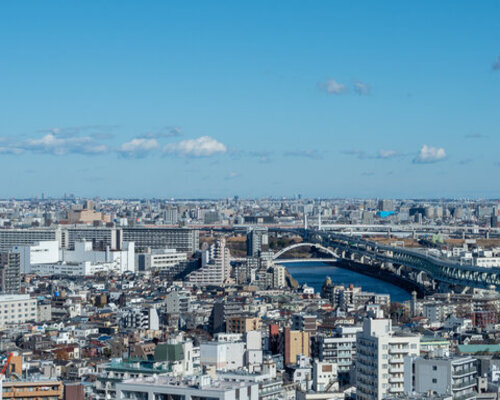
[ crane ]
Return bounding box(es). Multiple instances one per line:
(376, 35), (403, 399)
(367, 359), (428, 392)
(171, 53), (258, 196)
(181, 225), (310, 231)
(0, 353), (13, 400)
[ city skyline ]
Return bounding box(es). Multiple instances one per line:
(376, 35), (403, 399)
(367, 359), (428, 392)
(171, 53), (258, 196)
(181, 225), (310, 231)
(1, 1), (499, 198)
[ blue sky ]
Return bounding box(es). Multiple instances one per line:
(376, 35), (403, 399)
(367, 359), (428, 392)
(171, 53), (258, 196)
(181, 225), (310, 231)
(0, 1), (499, 199)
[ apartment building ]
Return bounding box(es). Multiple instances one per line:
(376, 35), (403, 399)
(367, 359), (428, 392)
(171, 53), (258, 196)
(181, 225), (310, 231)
(404, 355), (477, 400)
(356, 318), (420, 400)
(0, 294), (37, 326)
(0, 252), (21, 293)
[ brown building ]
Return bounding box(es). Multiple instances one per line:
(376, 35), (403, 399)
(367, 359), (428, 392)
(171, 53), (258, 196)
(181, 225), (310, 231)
(64, 382), (84, 400)
(284, 328), (310, 366)
(2, 379), (63, 399)
(226, 315), (261, 334)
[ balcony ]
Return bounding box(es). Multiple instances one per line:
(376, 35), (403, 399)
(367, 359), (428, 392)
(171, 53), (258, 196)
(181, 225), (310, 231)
(389, 376), (404, 383)
(453, 380), (476, 390)
(453, 368), (477, 378)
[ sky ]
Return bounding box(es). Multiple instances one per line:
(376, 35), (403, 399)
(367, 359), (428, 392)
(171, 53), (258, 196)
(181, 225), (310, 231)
(0, 1), (499, 199)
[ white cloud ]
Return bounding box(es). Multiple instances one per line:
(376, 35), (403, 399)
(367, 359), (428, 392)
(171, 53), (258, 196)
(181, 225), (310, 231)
(24, 133), (108, 155)
(354, 80), (371, 95)
(163, 136), (227, 157)
(413, 145), (447, 164)
(318, 79), (348, 94)
(377, 149), (398, 159)
(118, 138), (159, 157)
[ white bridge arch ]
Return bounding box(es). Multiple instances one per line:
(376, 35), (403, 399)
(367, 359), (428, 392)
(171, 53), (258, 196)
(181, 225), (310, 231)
(273, 242), (339, 260)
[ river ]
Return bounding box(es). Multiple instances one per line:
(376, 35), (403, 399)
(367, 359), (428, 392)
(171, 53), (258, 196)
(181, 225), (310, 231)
(283, 261), (411, 303)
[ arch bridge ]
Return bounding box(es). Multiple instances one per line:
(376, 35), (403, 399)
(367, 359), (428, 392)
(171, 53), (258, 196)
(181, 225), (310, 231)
(273, 242), (339, 260)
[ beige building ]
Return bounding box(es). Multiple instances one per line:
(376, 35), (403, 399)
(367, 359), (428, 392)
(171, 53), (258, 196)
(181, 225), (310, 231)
(226, 316), (261, 334)
(2, 379), (63, 399)
(284, 328), (310, 365)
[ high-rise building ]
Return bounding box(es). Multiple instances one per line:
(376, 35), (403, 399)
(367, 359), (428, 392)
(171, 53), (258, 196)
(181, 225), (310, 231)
(187, 239), (231, 286)
(246, 227), (268, 257)
(356, 318), (420, 400)
(0, 252), (21, 293)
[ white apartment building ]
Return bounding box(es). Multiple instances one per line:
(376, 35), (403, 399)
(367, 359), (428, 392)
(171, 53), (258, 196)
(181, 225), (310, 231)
(0, 294), (37, 326)
(404, 355), (477, 400)
(187, 239), (231, 286)
(315, 326), (362, 377)
(13, 240), (59, 273)
(356, 318), (420, 400)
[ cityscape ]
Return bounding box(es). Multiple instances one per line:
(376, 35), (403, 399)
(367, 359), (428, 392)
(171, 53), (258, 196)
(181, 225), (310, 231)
(0, 197), (497, 399)
(1, 1), (500, 400)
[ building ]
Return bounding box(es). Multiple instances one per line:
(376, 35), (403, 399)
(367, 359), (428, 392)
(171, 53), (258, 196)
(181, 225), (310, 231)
(356, 318), (420, 400)
(60, 240), (135, 273)
(120, 307), (160, 331)
(166, 289), (192, 314)
(284, 328), (310, 366)
(247, 228), (268, 257)
(65, 202), (111, 224)
(137, 249), (187, 274)
(187, 239), (231, 286)
(13, 240), (59, 274)
(0, 294), (37, 326)
(123, 227), (199, 253)
(226, 315), (262, 334)
(404, 355), (477, 400)
(31, 261), (118, 277)
(0, 229), (61, 251)
(321, 280), (390, 310)
(2, 378), (63, 399)
(314, 326), (362, 382)
(292, 314), (317, 337)
(116, 375), (259, 400)
(200, 339), (245, 370)
(0, 252), (21, 293)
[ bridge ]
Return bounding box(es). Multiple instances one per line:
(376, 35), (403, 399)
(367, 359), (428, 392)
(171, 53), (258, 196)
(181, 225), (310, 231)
(273, 242), (338, 260)
(263, 227), (500, 292)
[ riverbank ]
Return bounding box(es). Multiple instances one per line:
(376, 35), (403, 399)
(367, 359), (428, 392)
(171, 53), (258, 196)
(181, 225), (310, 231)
(283, 261), (412, 303)
(335, 259), (427, 298)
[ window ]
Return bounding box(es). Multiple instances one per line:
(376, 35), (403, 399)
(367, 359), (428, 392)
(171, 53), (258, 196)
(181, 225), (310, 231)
(432, 366), (437, 371)
(432, 378), (437, 383)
